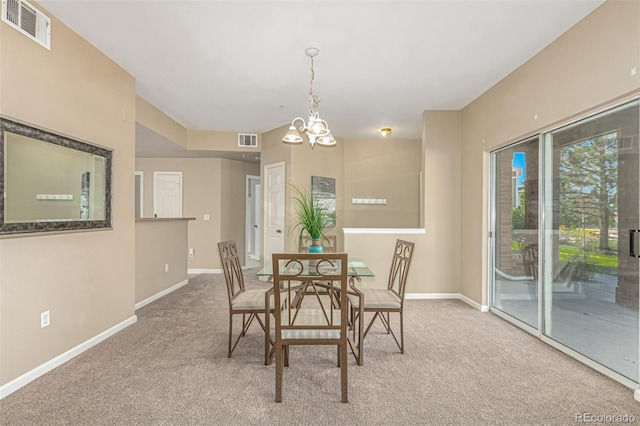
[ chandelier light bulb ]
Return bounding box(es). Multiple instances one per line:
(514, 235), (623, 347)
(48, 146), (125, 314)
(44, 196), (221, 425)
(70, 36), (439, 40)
(317, 133), (337, 146)
(380, 128), (392, 138)
(283, 125), (303, 144)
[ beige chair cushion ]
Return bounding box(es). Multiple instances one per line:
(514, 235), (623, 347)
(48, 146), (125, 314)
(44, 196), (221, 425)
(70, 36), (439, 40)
(348, 288), (401, 309)
(280, 308), (342, 340)
(231, 288), (272, 310)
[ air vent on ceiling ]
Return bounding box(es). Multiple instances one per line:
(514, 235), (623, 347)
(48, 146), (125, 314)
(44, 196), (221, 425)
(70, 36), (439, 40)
(2, 0), (50, 49)
(238, 133), (258, 148)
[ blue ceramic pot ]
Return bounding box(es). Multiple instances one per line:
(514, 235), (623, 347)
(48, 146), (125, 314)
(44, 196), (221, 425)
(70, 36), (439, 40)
(308, 238), (323, 253)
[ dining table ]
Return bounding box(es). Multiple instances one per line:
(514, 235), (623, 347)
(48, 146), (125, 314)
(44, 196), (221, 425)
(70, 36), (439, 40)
(256, 257), (375, 365)
(256, 258), (375, 280)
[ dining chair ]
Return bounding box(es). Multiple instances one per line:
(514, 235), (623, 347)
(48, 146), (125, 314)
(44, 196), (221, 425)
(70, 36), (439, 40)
(218, 240), (273, 359)
(348, 239), (415, 365)
(272, 252), (349, 403)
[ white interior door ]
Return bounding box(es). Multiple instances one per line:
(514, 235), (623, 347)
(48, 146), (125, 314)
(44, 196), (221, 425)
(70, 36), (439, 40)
(264, 162), (285, 263)
(154, 171), (182, 218)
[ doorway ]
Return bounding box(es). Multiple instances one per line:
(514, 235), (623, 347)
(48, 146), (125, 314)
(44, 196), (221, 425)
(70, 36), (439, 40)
(246, 175), (260, 268)
(135, 171), (144, 218)
(490, 98), (640, 386)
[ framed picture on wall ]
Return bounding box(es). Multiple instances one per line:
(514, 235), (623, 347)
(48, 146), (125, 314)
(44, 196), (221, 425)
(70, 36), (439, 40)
(311, 175), (336, 227)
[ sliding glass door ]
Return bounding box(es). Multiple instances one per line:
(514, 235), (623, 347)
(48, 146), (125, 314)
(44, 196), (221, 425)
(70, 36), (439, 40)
(491, 136), (540, 329)
(491, 98), (640, 384)
(543, 100), (639, 382)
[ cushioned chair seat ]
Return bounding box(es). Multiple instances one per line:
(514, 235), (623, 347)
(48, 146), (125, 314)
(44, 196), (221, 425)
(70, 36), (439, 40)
(348, 288), (401, 309)
(280, 308), (342, 339)
(231, 288), (272, 310)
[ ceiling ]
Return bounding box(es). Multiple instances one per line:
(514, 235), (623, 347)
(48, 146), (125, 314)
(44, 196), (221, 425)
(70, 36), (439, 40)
(39, 0), (604, 159)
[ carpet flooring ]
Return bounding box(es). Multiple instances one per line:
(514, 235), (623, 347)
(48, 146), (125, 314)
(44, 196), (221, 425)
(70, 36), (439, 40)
(1, 270), (640, 425)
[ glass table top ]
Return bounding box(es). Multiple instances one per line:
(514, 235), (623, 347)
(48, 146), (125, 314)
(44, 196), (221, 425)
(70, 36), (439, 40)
(256, 258), (374, 278)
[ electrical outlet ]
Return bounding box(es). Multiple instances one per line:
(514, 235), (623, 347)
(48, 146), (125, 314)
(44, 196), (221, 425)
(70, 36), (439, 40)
(164, 263), (169, 273)
(41, 310), (50, 328)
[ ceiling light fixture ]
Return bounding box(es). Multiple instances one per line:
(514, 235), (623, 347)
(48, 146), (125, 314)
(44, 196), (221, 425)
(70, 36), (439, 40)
(380, 128), (392, 137)
(282, 47), (336, 148)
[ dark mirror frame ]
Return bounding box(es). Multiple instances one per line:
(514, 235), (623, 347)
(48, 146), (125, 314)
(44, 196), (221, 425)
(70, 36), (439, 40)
(0, 118), (113, 235)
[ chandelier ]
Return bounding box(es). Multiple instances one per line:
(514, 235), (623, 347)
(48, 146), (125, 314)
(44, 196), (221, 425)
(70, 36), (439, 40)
(282, 47), (336, 148)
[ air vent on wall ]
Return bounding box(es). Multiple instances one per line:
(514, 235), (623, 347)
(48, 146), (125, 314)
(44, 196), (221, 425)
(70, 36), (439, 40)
(2, 0), (50, 49)
(238, 133), (258, 147)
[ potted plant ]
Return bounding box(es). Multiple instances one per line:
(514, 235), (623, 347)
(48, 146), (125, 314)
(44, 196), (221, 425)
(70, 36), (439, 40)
(289, 183), (331, 253)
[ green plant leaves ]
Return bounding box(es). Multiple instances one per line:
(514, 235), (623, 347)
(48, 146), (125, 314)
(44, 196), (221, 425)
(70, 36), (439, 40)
(288, 183), (330, 240)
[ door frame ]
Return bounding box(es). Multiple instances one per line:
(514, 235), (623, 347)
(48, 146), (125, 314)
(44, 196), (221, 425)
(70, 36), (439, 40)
(135, 171), (144, 218)
(487, 96), (640, 392)
(246, 174), (260, 261)
(153, 171), (183, 218)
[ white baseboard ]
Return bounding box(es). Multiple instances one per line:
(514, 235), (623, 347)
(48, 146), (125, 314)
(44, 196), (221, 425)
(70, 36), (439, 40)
(188, 268), (222, 274)
(135, 279), (189, 310)
(406, 293), (459, 300)
(0, 315), (137, 400)
(459, 293), (490, 312)
(405, 293), (490, 312)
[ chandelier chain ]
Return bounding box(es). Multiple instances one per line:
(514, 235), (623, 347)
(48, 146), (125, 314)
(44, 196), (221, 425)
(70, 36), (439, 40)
(309, 55), (319, 114)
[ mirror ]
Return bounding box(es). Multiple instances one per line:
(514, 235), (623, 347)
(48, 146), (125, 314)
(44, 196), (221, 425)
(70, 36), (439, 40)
(0, 118), (112, 234)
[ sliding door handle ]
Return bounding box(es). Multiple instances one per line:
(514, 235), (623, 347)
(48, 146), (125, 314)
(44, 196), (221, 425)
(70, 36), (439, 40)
(630, 230), (640, 257)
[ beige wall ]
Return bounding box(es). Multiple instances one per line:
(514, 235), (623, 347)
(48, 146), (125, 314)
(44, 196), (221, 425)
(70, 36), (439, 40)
(0, 2), (136, 386)
(261, 126), (423, 255)
(289, 136), (345, 252)
(136, 97), (188, 149)
(220, 159), (260, 261)
(135, 157), (258, 269)
(188, 129), (260, 153)
(136, 157), (221, 270)
(343, 113), (461, 295)
(422, 111), (462, 294)
(134, 103), (260, 155)
(135, 220), (189, 303)
(344, 232), (428, 293)
(459, 0), (640, 305)
(344, 138), (421, 228)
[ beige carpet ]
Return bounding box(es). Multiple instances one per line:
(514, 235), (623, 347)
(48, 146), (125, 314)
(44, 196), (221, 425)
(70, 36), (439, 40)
(2, 271), (640, 425)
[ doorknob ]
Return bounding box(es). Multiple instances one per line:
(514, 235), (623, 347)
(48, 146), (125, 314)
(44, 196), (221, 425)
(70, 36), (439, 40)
(276, 229), (282, 234)
(254, 225), (258, 228)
